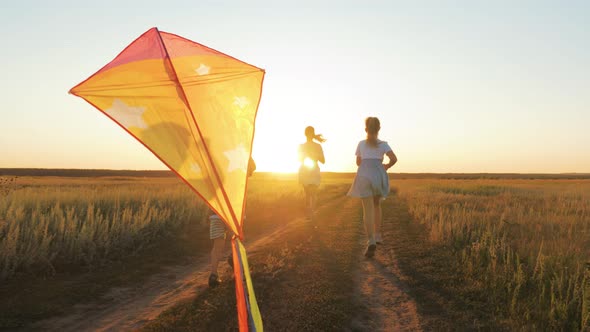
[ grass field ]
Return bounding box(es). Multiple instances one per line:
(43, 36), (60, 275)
(396, 179), (590, 330)
(1, 172), (589, 330)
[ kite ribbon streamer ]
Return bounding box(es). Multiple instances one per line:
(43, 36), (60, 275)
(232, 237), (264, 332)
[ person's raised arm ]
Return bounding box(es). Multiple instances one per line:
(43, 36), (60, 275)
(355, 141), (361, 166)
(318, 145), (325, 164)
(383, 150), (397, 171)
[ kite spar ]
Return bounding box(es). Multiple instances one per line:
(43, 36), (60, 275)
(70, 27), (264, 331)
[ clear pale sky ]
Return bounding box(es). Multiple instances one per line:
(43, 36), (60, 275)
(1, 0), (588, 173)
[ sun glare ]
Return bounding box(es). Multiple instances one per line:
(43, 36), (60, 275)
(252, 122), (302, 173)
(252, 148), (299, 173)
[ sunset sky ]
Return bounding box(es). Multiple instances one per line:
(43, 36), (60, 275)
(1, 1), (588, 173)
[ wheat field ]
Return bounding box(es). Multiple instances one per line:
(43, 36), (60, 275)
(0, 175), (305, 281)
(0, 176), (207, 279)
(397, 179), (590, 330)
(1, 174), (589, 330)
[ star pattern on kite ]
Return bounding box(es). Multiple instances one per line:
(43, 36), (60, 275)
(196, 63), (210, 75)
(233, 96), (250, 109)
(190, 162), (202, 174)
(105, 99), (148, 129)
(224, 144), (249, 173)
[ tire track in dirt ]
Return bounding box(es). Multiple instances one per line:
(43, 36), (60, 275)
(353, 194), (477, 331)
(237, 186), (365, 331)
(32, 187), (448, 331)
(31, 221), (307, 332)
(354, 250), (424, 331)
(351, 195), (426, 332)
(30, 187), (348, 332)
(140, 184), (364, 331)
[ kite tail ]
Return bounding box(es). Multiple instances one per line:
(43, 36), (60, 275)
(232, 237), (264, 332)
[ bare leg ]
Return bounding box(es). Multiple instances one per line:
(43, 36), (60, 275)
(361, 197), (376, 245)
(304, 186), (315, 220)
(373, 196), (382, 242)
(309, 185), (318, 218)
(210, 237), (225, 275)
(303, 186), (311, 218)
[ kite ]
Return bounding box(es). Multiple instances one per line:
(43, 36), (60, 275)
(70, 27), (265, 331)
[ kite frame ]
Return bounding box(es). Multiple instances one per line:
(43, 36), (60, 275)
(69, 27), (265, 240)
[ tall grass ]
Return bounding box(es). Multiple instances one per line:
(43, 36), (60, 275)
(398, 180), (590, 330)
(0, 174), (307, 281)
(0, 177), (207, 280)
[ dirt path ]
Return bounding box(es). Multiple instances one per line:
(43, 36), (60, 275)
(31, 216), (307, 332)
(354, 241), (424, 331)
(33, 188), (453, 331)
(351, 195), (471, 331)
(139, 186), (369, 331)
(351, 196), (427, 331)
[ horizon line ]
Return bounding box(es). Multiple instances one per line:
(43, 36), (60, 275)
(1, 167), (589, 177)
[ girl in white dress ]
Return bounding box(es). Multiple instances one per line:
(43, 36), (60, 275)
(348, 117), (397, 257)
(298, 126), (326, 221)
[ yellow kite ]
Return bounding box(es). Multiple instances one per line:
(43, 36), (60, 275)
(70, 27), (264, 331)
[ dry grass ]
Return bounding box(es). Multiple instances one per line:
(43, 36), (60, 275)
(3, 173), (590, 330)
(396, 179), (590, 330)
(0, 175), (305, 281)
(0, 174), (307, 329)
(0, 176), (208, 280)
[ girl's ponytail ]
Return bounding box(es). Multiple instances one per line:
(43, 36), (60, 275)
(365, 117), (381, 147)
(305, 126), (326, 143)
(313, 134), (326, 143)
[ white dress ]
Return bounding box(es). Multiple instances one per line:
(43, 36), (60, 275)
(298, 142), (324, 186)
(348, 140), (392, 198)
